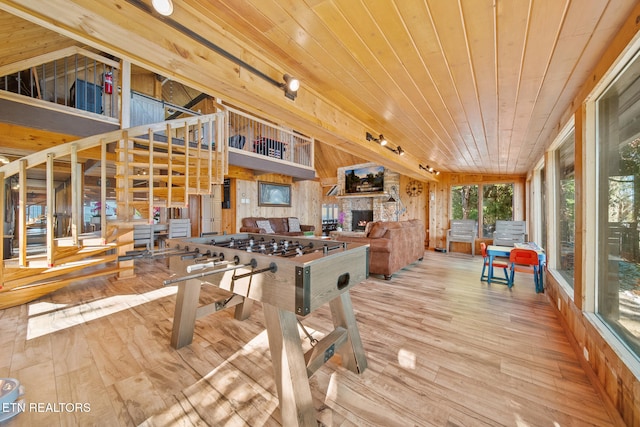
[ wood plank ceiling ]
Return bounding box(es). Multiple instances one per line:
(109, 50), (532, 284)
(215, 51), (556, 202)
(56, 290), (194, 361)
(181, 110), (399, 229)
(0, 0), (637, 179)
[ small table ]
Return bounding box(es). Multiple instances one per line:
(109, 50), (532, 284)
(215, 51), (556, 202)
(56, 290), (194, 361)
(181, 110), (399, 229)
(487, 243), (546, 293)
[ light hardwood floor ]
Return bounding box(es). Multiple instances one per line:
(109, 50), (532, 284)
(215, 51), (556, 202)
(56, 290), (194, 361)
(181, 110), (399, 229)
(0, 251), (625, 426)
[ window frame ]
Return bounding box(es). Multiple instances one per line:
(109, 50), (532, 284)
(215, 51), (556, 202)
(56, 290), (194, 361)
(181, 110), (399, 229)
(450, 182), (517, 238)
(546, 121), (576, 293)
(583, 36), (640, 372)
(529, 157), (546, 251)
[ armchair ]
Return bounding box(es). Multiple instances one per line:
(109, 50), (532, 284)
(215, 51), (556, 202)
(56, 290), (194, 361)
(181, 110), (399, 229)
(446, 219), (478, 256)
(493, 220), (526, 246)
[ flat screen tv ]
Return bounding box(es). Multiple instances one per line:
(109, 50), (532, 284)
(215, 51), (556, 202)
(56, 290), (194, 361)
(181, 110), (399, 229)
(344, 165), (384, 194)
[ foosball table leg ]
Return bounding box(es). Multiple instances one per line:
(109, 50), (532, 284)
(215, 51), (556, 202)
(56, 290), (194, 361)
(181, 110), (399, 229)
(263, 303), (317, 427)
(171, 278), (201, 349)
(263, 291), (368, 426)
(329, 292), (368, 374)
(233, 297), (253, 321)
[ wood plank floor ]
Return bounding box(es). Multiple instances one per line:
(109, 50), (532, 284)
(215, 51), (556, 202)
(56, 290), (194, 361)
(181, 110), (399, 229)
(0, 250), (624, 426)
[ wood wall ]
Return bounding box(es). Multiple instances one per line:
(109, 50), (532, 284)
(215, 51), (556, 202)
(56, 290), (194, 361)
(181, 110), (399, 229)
(226, 167), (321, 233)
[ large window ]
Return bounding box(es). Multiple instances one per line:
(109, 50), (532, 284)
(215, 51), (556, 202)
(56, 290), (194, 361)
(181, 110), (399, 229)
(451, 183), (514, 238)
(451, 185), (479, 221)
(556, 130), (575, 287)
(595, 51), (640, 357)
(482, 184), (514, 237)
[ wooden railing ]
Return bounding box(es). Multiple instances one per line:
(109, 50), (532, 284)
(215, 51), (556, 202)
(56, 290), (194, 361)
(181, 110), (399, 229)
(0, 46), (120, 120)
(225, 105), (314, 169)
(0, 113), (225, 273)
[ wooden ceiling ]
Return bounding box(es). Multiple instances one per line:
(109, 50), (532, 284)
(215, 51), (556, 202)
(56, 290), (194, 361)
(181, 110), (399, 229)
(0, 0), (637, 180)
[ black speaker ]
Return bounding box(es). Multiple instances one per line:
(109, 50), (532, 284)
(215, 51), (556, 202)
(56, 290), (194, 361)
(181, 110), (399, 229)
(222, 178), (231, 209)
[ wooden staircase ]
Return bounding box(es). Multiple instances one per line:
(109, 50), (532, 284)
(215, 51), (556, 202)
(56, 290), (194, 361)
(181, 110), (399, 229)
(115, 121), (226, 220)
(0, 113), (226, 309)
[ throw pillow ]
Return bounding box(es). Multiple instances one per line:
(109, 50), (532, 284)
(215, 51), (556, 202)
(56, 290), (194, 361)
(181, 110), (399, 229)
(288, 217), (302, 233)
(368, 222), (387, 238)
(255, 220), (275, 234)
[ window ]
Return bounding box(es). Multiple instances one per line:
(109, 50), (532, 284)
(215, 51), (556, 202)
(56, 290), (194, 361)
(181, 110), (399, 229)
(451, 183), (514, 238)
(26, 204), (44, 224)
(451, 185), (479, 221)
(556, 131), (575, 287)
(595, 51), (640, 357)
(482, 184), (514, 238)
(322, 203), (339, 221)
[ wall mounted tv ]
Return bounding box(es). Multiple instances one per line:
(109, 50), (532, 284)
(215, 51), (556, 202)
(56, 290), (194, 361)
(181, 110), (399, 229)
(344, 165), (384, 194)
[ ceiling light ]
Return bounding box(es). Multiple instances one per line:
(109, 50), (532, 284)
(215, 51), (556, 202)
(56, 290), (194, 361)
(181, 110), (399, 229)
(397, 146), (404, 156)
(420, 164), (439, 175)
(366, 132), (388, 146)
(282, 74), (300, 100)
(0, 155), (9, 164)
(284, 74), (300, 91)
(152, 0), (173, 16)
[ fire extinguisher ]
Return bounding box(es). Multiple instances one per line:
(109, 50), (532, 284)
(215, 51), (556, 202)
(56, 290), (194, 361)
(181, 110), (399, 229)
(103, 71), (113, 94)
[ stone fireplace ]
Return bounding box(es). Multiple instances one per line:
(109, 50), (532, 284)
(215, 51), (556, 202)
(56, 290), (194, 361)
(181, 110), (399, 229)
(351, 210), (373, 231)
(335, 163), (401, 232)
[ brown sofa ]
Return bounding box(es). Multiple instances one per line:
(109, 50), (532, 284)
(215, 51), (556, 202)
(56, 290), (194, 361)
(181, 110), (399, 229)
(335, 219), (425, 280)
(240, 217), (315, 236)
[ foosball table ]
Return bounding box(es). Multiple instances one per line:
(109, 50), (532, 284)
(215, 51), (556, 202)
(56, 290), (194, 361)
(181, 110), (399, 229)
(162, 233), (370, 426)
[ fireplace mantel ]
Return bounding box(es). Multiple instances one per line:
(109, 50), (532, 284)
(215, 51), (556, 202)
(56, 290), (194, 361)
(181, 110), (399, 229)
(336, 192), (387, 199)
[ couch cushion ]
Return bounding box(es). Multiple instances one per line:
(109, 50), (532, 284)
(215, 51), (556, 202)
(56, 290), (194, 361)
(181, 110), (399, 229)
(270, 218), (288, 233)
(256, 220), (275, 234)
(364, 221), (375, 236)
(288, 217), (301, 233)
(242, 217), (262, 228)
(368, 222), (387, 238)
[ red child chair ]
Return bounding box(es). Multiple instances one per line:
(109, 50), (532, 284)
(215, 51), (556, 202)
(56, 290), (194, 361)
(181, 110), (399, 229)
(480, 242), (509, 284)
(508, 248), (540, 290)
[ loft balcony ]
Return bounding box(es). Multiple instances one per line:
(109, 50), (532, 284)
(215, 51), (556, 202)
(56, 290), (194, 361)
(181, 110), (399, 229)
(225, 106), (316, 180)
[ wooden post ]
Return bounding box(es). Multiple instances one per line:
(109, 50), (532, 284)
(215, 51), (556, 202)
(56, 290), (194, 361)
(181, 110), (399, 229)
(18, 160), (27, 267)
(70, 144), (79, 246)
(167, 123), (173, 206)
(148, 129), (154, 225)
(100, 138), (107, 243)
(46, 153), (55, 267)
(0, 171), (4, 282)
(117, 225), (134, 279)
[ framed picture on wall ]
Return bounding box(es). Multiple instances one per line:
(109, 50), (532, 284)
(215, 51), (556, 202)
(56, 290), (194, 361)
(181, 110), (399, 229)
(258, 181), (291, 207)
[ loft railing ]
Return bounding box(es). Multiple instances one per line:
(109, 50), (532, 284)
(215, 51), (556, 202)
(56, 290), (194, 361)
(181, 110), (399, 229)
(225, 105), (314, 169)
(130, 91), (201, 127)
(0, 46), (120, 120)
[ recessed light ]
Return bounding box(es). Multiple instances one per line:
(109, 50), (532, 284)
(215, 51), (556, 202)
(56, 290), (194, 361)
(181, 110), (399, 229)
(152, 0), (173, 16)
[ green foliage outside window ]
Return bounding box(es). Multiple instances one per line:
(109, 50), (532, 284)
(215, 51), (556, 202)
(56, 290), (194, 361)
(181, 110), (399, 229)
(483, 184), (514, 237)
(451, 185), (478, 220)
